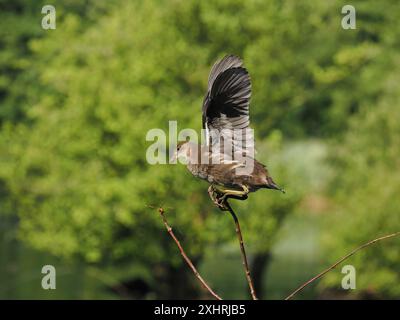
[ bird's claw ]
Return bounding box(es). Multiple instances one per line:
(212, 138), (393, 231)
(208, 185), (229, 211)
(208, 184), (250, 211)
(215, 197), (229, 211)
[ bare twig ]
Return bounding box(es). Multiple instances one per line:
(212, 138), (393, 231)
(156, 206), (222, 300)
(225, 201), (258, 300)
(285, 231), (400, 300)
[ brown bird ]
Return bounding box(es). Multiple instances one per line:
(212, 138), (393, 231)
(172, 55), (284, 210)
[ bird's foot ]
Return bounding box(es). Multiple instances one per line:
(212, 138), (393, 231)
(208, 185), (249, 211)
(215, 197), (229, 211)
(208, 185), (229, 211)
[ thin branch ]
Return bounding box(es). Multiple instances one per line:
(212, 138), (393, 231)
(285, 231), (400, 300)
(225, 201), (258, 300)
(156, 207), (222, 300)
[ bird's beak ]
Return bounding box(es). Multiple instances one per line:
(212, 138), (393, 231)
(272, 184), (286, 194)
(267, 178), (286, 193)
(274, 184), (286, 194)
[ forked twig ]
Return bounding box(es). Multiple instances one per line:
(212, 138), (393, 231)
(285, 231), (400, 300)
(225, 201), (258, 300)
(156, 207), (222, 300)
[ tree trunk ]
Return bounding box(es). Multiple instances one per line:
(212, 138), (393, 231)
(151, 257), (202, 299)
(250, 252), (272, 299)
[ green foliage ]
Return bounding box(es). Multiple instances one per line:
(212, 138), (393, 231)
(0, 0), (42, 122)
(0, 0), (120, 123)
(321, 62), (400, 298)
(317, 4), (400, 297)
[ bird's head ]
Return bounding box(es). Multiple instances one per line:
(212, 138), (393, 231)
(170, 141), (192, 164)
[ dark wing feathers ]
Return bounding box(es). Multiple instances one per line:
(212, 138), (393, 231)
(207, 55), (244, 91)
(202, 55), (251, 132)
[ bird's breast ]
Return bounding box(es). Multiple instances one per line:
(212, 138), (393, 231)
(187, 164), (213, 182)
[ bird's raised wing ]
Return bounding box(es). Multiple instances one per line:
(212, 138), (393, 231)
(206, 54), (244, 92)
(202, 55), (253, 159)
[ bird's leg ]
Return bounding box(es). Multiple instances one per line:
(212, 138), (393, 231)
(212, 185), (250, 211)
(219, 185), (249, 202)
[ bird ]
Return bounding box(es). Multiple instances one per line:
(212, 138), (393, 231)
(171, 55), (284, 210)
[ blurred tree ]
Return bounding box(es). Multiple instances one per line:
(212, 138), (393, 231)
(320, 64), (400, 298)
(1, 0), (213, 299)
(0, 0), (119, 124)
(318, 0), (400, 299)
(0, 0), (43, 123)
(0, 0), (303, 298)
